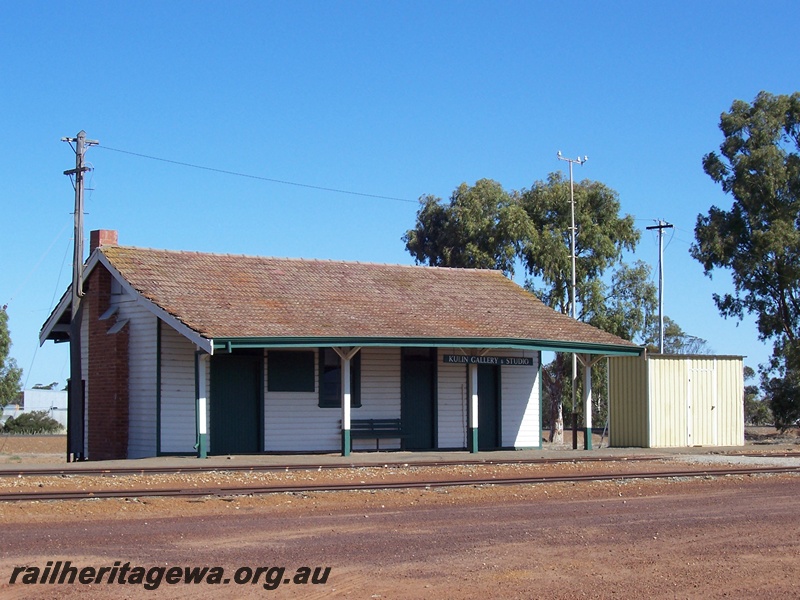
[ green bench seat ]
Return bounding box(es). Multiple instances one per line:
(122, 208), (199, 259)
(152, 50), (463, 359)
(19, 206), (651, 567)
(346, 418), (407, 451)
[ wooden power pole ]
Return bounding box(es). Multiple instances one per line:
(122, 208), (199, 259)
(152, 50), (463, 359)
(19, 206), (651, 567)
(62, 131), (98, 462)
(646, 220), (674, 353)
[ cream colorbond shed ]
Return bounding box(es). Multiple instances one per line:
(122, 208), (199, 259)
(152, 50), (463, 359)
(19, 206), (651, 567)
(608, 354), (744, 448)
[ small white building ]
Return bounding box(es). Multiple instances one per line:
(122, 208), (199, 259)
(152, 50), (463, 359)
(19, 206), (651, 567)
(608, 354), (744, 448)
(1, 389), (68, 429)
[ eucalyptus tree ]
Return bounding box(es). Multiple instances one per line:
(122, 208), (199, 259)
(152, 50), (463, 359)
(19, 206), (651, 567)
(0, 307), (22, 407)
(517, 173), (644, 442)
(403, 178), (529, 276)
(691, 91), (800, 427)
(405, 176), (654, 443)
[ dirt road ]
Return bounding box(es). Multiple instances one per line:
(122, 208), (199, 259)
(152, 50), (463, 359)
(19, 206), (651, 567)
(1, 472), (799, 599)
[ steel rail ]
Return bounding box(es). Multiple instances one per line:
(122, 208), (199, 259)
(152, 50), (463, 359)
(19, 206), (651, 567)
(1, 464), (798, 503)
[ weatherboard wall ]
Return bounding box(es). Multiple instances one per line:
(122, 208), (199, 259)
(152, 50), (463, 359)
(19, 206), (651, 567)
(121, 302), (158, 459)
(499, 350), (540, 448)
(262, 347), (404, 452)
(437, 349), (468, 449)
(158, 324), (197, 454)
(106, 335), (544, 456)
(96, 284), (160, 459)
(257, 347), (542, 453)
(437, 348), (540, 450)
(262, 350), (328, 452)
(90, 278), (201, 458)
(97, 284), (159, 459)
(353, 347), (402, 450)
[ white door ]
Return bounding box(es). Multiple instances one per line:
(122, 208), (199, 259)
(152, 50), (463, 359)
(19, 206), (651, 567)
(687, 360), (717, 446)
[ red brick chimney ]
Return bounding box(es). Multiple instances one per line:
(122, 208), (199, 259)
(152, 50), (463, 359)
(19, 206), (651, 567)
(90, 230), (118, 252)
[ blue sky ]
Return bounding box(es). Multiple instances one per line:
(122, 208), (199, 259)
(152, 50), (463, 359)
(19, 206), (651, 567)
(3, 1), (799, 388)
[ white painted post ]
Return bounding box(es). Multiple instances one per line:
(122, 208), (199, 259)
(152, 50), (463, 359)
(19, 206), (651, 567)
(341, 353), (352, 456)
(583, 354), (592, 450)
(197, 353), (209, 458)
(469, 363), (479, 453)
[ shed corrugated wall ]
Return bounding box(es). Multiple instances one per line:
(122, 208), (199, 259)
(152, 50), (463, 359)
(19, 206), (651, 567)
(714, 357), (744, 446)
(608, 356), (649, 447)
(687, 357), (716, 446)
(648, 356), (690, 447)
(610, 355), (743, 448)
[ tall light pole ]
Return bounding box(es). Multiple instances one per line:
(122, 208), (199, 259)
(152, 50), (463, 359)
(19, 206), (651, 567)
(557, 151), (587, 448)
(557, 151), (587, 321)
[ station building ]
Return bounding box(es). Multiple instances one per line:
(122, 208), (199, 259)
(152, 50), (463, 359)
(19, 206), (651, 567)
(40, 230), (641, 460)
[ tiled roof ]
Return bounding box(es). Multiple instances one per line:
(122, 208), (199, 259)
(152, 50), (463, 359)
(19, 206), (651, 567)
(100, 245), (639, 350)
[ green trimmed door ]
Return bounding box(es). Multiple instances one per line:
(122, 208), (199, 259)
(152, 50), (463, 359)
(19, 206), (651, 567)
(401, 348), (435, 450)
(210, 352), (262, 454)
(478, 364), (500, 450)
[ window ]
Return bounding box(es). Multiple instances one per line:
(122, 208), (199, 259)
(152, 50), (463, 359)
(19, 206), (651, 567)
(267, 351), (315, 392)
(319, 348), (361, 408)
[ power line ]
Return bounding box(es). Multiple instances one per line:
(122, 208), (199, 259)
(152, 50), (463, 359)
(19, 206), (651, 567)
(5, 220), (72, 307)
(24, 237), (73, 392)
(662, 226), (676, 251)
(97, 145), (418, 204)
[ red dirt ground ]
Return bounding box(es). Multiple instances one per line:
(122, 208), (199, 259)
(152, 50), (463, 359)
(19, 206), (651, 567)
(0, 433), (799, 598)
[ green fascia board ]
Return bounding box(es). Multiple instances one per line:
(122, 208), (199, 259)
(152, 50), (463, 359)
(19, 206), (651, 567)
(211, 336), (642, 357)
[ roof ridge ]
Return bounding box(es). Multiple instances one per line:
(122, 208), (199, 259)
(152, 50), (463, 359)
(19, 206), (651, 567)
(103, 245), (504, 274)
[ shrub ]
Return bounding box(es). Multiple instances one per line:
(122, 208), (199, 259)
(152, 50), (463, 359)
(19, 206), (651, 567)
(764, 373), (800, 432)
(2, 410), (63, 434)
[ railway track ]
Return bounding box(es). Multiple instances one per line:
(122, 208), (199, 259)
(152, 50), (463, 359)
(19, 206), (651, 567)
(1, 450), (797, 480)
(0, 454), (673, 478)
(1, 463), (798, 503)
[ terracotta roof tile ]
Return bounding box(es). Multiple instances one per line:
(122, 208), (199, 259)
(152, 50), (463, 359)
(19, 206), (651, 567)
(100, 245), (639, 350)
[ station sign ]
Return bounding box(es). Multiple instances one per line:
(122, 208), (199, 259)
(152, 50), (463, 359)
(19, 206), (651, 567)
(442, 355), (533, 366)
